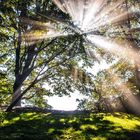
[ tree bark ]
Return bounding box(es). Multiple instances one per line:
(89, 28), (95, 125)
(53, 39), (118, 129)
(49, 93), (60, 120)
(12, 24), (22, 107)
(135, 64), (140, 92)
(6, 78), (37, 112)
(12, 81), (22, 107)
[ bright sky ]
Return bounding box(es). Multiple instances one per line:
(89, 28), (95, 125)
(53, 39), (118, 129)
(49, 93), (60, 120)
(47, 91), (86, 111)
(46, 60), (113, 110)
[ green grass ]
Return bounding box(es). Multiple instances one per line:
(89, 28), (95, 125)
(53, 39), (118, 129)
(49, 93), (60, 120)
(0, 111), (140, 140)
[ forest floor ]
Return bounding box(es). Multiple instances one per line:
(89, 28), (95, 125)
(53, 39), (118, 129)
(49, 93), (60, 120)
(0, 110), (140, 140)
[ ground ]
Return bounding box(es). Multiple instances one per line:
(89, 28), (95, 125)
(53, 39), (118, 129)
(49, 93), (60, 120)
(0, 111), (140, 140)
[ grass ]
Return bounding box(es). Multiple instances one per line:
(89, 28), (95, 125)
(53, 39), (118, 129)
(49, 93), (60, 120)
(0, 111), (140, 140)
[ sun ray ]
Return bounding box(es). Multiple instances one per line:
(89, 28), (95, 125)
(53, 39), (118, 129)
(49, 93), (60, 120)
(52, 0), (67, 13)
(87, 35), (140, 64)
(85, 47), (102, 62)
(90, 7), (136, 30)
(25, 0), (140, 112)
(82, 0), (106, 30)
(106, 69), (140, 115)
(20, 17), (55, 29)
(20, 17), (69, 45)
(92, 0), (125, 24)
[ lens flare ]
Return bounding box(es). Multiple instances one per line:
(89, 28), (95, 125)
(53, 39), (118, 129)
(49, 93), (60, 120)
(52, 0), (140, 113)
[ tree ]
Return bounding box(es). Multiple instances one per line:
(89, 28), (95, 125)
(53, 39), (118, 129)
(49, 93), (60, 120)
(0, 0), (140, 112)
(0, 0), (93, 111)
(77, 59), (140, 114)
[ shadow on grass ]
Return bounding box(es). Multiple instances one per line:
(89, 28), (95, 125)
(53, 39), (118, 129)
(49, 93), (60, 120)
(0, 112), (140, 140)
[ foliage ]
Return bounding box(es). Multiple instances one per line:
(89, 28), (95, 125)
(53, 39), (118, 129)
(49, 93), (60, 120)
(0, 73), (12, 109)
(0, 0), (92, 110)
(0, 0), (140, 111)
(77, 59), (140, 112)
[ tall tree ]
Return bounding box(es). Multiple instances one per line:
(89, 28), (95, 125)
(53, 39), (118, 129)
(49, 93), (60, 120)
(0, 0), (92, 111)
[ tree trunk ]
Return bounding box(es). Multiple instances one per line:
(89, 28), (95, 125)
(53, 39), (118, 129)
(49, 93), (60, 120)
(6, 78), (37, 112)
(12, 80), (22, 107)
(10, 0), (28, 108)
(135, 64), (140, 92)
(103, 98), (112, 112)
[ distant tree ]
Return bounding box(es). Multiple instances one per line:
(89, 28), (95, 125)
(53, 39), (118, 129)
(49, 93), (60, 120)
(77, 59), (140, 112)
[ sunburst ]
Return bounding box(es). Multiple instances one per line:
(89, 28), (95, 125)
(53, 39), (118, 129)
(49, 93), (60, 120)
(51, 0), (140, 112)
(20, 0), (140, 111)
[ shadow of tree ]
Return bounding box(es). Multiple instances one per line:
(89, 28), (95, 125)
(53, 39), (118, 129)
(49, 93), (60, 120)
(0, 112), (140, 140)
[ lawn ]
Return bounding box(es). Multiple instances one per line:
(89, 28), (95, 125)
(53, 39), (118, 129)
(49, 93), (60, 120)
(0, 111), (140, 140)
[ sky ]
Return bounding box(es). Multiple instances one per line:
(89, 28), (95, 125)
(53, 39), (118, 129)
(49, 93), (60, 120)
(46, 91), (86, 111)
(46, 60), (113, 110)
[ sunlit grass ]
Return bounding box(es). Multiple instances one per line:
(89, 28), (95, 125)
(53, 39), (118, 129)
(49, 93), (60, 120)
(103, 113), (140, 131)
(0, 111), (140, 140)
(80, 124), (98, 131)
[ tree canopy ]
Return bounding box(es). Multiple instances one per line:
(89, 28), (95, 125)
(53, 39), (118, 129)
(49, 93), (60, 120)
(0, 0), (140, 114)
